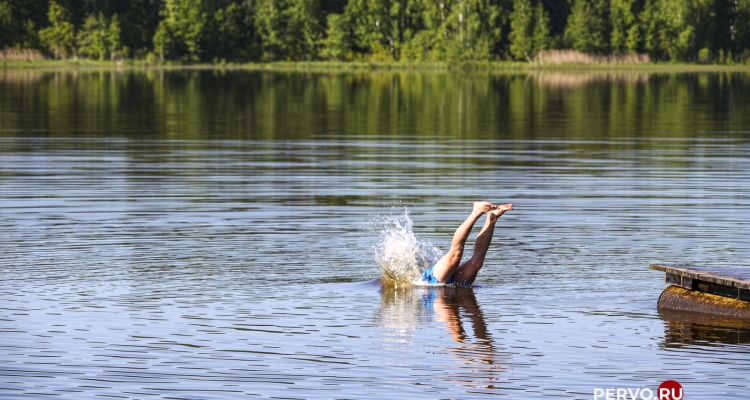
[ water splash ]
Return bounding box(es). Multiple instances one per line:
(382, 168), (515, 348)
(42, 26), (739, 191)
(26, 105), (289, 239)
(372, 208), (443, 284)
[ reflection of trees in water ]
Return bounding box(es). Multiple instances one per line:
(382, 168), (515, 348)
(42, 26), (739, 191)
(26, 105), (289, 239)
(532, 72), (651, 89)
(0, 70), (47, 84)
(3, 70), (750, 141)
(377, 283), (508, 369)
(660, 309), (750, 347)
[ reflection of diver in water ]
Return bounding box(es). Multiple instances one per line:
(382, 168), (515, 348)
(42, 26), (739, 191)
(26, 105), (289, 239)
(378, 284), (504, 367)
(421, 201), (513, 286)
(426, 286), (499, 366)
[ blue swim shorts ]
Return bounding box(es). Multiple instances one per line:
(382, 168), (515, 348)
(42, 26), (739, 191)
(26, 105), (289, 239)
(420, 265), (455, 285)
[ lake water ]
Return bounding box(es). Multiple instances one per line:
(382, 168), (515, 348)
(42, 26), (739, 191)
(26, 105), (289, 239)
(1, 69), (750, 399)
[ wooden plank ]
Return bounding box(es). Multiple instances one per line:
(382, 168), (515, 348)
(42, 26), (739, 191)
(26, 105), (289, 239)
(650, 264), (667, 272)
(682, 276), (694, 290)
(651, 264), (750, 289)
(665, 272), (680, 285)
(694, 280), (739, 299)
(666, 272), (689, 289)
(651, 264), (750, 303)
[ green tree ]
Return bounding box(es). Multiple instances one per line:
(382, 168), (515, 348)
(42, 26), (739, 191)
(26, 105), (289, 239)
(204, 2), (259, 61)
(443, 0), (503, 60)
(153, 0), (206, 61)
(255, 0), (323, 61)
(400, 0), (503, 61)
(108, 14), (123, 59)
(77, 13), (108, 60)
(345, 0), (412, 60)
(0, 0), (42, 49)
(153, 21), (171, 61)
(625, 24), (640, 53)
(77, 13), (122, 60)
(639, 0), (661, 57)
(509, 0), (549, 62)
(508, 0), (534, 61)
(532, 3), (550, 57)
(640, 0), (712, 61)
(38, 0), (76, 59)
(657, 0), (696, 60)
(21, 19), (42, 49)
(610, 0), (636, 53)
(290, 0), (325, 59)
(736, 0), (750, 60)
(321, 13), (351, 60)
(0, 0), (14, 48)
(565, 0), (609, 53)
(539, 0), (570, 46)
(120, 0), (163, 56)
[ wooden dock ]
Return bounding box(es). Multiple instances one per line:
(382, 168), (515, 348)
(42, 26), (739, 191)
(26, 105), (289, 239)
(651, 264), (750, 319)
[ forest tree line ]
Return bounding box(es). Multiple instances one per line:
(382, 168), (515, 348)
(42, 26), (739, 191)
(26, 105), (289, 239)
(1, 0), (749, 63)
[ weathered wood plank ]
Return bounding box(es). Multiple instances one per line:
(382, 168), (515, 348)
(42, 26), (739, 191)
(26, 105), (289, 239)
(651, 264), (750, 303)
(650, 264), (750, 288)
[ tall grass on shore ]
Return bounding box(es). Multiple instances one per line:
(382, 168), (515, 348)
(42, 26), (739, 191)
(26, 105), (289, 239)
(1, 48), (46, 61)
(537, 50), (651, 65)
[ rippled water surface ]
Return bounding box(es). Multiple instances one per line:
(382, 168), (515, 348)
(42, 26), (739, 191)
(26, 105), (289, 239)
(2, 69), (750, 399)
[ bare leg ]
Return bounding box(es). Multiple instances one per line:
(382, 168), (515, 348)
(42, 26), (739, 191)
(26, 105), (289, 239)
(453, 204), (512, 285)
(431, 201), (499, 283)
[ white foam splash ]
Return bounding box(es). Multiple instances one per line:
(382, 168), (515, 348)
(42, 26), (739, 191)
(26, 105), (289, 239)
(372, 208), (443, 284)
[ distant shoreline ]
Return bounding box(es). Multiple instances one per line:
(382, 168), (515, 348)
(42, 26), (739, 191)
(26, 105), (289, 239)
(3, 59), (750, 73)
